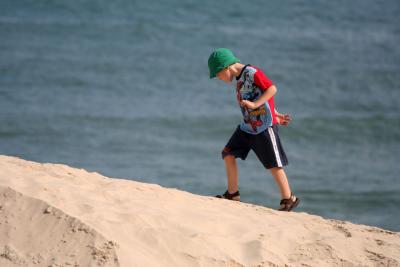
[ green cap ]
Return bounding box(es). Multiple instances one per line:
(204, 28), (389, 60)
(208, 48), (240, 79)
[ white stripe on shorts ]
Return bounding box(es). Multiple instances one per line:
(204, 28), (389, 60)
(268, 127), (282, 167)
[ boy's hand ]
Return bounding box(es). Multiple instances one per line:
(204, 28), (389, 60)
(276, 113), (292, 126)
(240, 100), (257, 109)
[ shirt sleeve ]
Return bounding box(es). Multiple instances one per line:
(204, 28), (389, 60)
(254, 69), (274, 91)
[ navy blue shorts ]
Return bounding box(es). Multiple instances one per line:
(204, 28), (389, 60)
(222, 125), (288, 169)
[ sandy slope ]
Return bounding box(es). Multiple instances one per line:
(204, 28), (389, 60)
(0, 155), (399, 267)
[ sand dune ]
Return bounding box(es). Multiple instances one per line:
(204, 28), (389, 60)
(0, 155), (399, 267)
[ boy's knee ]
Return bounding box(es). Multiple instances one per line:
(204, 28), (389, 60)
(221, 147), (233, 159)
(268, 166), (284, 172)
(223, 154), (235, 161)
(222, 152), (235, 162)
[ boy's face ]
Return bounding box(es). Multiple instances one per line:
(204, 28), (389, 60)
(217, 67), (233, 83)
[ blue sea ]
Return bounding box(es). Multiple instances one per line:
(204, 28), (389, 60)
(1, 0), (399, 231)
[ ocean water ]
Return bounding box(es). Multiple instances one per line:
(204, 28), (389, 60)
(1, 0), (399, 231)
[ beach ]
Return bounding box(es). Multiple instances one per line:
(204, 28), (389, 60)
(1, 155), (399, 266)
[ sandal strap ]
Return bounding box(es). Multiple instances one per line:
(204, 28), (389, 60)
(280, 199), (290, 205)
(279, 194), (300, 211)
(223, 190), (240, 199)
(216, 190), (240, 199)
(280, 194), (296, 205)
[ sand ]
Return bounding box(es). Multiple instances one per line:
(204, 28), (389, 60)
(0, 155), (399, 267)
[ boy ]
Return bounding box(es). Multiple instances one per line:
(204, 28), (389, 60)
(208, 48), (300, 211)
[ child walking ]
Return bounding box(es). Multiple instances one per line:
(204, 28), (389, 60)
(208, 48), (300, 211)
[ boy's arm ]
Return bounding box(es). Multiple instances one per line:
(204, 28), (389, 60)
(241, 85), (277, 109)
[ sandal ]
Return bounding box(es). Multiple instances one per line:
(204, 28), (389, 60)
(215, 190), (241, 201)
(279, 193), (300, 211)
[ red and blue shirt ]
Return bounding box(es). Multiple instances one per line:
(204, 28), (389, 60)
(236, 64), (277, 134)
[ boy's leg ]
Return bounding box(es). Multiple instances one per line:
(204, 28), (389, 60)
(224, 155), (239, 193)
(251, 125), (292, 199)
(250, 126), (299, 210)
(220, 126), (250, 195)
(269, 167), (292, 200)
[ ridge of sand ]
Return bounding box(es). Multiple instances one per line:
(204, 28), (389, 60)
(0, 186), (119, 267)
(0, 155), (399, 267)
